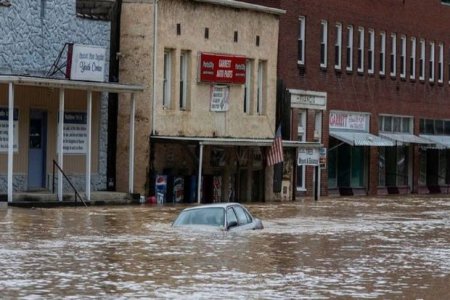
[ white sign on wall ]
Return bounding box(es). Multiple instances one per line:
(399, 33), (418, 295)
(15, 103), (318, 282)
(0, 108), (19, 152)
(329, 111), (369, 131)
(68, 44), (106, 82)
(210, 85), (230, 112)
(63, 112), (87, 154)
(297, 147), (320, 166)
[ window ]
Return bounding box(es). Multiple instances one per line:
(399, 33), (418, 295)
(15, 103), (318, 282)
(163, 50), (173, 108)
(400, 35), (406, 79)
(346, 25), (353, 72)
(368, 29), (375, 74)
(357, 27), (364, 73)
(390, 33), (397, 77)
(314, 111), (322, 142)
(410, 37), (416, 80)
(429, 42), (435, 82)
(257, 60), (266, 115)
(379, 115), (412, 133)
(419, 39), (425, 81)
(233, 206), (251, 225)
(226, 208), (238, 226)
(320, 20), (328, 68)
(380, 32), (386, 76)
(335, 23), (342, 70)
(438, 43), (444, 83)
(297, 110), (306, 191)
(179, 51), (189, 110)
(298, 16), (306, 65)
(244, 59), (253, 113)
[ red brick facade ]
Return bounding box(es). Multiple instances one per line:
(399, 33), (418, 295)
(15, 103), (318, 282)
(242, 0), (450, 197)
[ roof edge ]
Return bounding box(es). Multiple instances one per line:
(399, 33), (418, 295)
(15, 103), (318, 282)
(192, 0), (286, 15)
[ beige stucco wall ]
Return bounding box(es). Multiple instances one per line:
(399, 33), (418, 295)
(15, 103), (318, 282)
(118, 0), (280, 194)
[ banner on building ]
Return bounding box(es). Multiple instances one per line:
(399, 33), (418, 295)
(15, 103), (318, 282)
(63, 112), (87, 154)
(329, 111), (369, 131)
(297, 147), (320, 166)
(199, 52), (246, 84)
(210, 85), (230, 112)
(67, 44), (106, 82)
(0, 108), (19, 152)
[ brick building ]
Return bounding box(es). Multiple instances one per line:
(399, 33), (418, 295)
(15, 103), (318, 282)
(241, 0), (450, 197)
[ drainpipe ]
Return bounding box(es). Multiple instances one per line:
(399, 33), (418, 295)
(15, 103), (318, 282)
(151, 0), (158, 135)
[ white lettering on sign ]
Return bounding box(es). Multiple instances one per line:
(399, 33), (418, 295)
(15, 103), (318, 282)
(218, 59), (232, 68)
(329, 111), (368, 131)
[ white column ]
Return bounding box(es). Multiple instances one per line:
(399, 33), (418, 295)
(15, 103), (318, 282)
(197, 143), (204, 204)
(7, 83), (14, 203)
(85, 90), (92, 201)
(129, 93), (136, 194)
(57, 88), (65, 201)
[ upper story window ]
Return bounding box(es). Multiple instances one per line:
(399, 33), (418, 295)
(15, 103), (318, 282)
(400, 35), (407, 79)
(163, 49), (173, 109)
(380, 32), (386, 76)
(335, 23), (342, 70)
(429, 41), (435, 82)
(179, 50), (190, 110)
(76, 0), (114, 20)
(320, 20), (328, 69)
(410, 37), (416, 80)
(346, 25), (353, 72)
(257, 60), (266, 115)
(357, 27), (364, 73)
(244, 59), (253, 114)
(420, 118), (450, 135)
(379, 115), (412, 133)
(419, 39), (425, 81)
(298, 16), (306, 65)
(368, 29), (375, 74)
(442, 0), (450, 5)
(438, 43), (444, 83)
(390, 33), (397, 78)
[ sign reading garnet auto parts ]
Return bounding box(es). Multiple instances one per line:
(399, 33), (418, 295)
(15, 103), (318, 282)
(199, 53), (246, 84)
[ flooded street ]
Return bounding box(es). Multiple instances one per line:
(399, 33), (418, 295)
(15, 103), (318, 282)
(1, 196), (449, 299)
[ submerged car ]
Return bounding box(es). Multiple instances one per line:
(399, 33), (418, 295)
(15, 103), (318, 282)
(172, 203), (263, 231)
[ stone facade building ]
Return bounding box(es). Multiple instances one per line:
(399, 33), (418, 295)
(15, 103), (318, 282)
(0, 0), (112, 193)
(241, 0), (450, 197)
(117, 0), (319, 203)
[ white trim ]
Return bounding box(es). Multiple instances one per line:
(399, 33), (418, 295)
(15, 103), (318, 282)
(297, 16), (306, 65)
(410, 37), (416, 80)
(163, 50), (172, 108)
(419, 39), (425, 81)
(335, 22), (342, 70)
(400, 35), (406, 79)
(86, 90), (92, 201)
(380, 32), (386, 76)
(438, 43), (444, 83)
(7, 83), (14, 203)
(129, 93), (136, 194)
(179, 50), (188, 110)
(197, 144), (204, 204)
(357, 27), (364, 73)
(390, 33), (397, 78)
(346, 25), (353, 72)
(57, 89), (64, 201)
(429, 41), (435, 82)
(320, 20), (328, 68)
(244, 59), (252, 113)
(368, 29), (375, 74)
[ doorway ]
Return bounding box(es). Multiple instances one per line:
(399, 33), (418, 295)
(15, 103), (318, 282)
(28, 110), (47, 190)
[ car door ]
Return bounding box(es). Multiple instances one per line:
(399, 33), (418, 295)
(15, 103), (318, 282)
(229, 205), (254, 231)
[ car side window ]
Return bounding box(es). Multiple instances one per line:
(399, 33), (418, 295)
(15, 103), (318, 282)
(227, 208), (238, 226)
(233, 206), (250, 225)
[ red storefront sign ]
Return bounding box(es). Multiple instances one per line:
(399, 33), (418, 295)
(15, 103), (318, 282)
(199, 53), (246, 84)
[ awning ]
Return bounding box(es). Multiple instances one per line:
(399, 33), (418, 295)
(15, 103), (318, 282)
(379, 133), (432, 145)
(151, 135), (321, 148)
(329, 130), (395, 146)
(419, 135), (450, 149)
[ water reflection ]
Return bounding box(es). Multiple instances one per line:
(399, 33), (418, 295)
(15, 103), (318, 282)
(0, 197), (449, 299)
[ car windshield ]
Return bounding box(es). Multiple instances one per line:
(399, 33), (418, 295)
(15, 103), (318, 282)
(173, 207), (225, 227)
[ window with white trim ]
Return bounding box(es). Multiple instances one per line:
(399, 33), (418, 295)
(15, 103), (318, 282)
(296, 110), (306, 191)
(380, 32), (386, 76)
(257, 60), (266, 115)
(179, 50), (189, 110)
(429, 42), (435, 82)
(335, 23), (342, 70)
(163, 49), (173, 108)
(298, 16), (306, 65)
(244, 59), (253, 113)
(357, 27), (364, 73)
(368, 29), (375, 74)
(400, 35), (406, 79)
(410, 37), (416, 80)
(390, 33), (397, 77)
(419, 39), (425, 81)
(320, 20), (328, 68)
(346, 25), (353, 72)
(438, 43), (444, 83)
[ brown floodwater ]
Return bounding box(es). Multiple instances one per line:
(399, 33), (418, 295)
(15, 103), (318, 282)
(0, 196), (449, 299)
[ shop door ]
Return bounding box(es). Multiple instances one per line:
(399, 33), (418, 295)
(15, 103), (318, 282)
(28, 110), (47, 190)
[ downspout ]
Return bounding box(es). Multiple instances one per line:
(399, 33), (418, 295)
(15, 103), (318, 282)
(152, 0), (158, 135)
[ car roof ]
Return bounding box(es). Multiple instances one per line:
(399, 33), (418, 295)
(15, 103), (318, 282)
(181, 202), (242, 212)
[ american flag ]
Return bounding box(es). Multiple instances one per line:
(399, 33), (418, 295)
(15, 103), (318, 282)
(267, 125), (284, 166)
